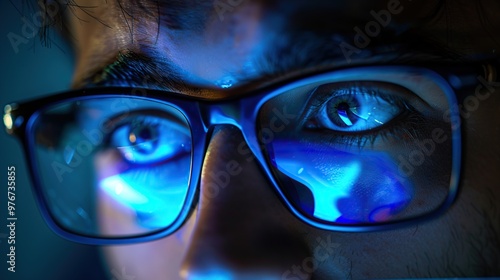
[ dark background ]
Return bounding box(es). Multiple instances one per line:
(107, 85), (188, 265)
(0, 1), (108, 279)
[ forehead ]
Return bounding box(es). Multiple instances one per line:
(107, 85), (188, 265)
(70, 0), (498, 90)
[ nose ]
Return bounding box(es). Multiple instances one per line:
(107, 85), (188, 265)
(180, 125), (312, 280)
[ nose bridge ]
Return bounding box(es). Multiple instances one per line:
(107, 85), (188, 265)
(200, 101), (243, 129)
(180, 125), (313, 279)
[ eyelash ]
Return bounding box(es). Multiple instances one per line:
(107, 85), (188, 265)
(303, 86), (427, 148)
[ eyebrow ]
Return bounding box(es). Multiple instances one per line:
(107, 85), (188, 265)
(79, 30), (468, 97)
(78, 51), (221, 98)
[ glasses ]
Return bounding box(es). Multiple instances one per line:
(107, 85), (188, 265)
(4, 64), (487, 244)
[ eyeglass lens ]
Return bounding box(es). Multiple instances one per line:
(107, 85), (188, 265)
(258, 70), (458, 226)
(31, 97), (193, 238)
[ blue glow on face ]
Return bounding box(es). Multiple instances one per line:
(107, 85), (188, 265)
(270, 141), (413, 224)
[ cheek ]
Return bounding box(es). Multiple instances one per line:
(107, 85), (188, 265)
(457, 89), (500, 235)
(102, 211), (197, 280)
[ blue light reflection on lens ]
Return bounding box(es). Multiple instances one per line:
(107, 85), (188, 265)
(97, 110), (193, 230)
(99, 165), (190, 229)
(184, 269), (233, 280)
(269, 140), (413, 224)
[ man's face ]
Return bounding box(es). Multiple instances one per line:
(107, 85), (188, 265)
(62, 0), (500, 278)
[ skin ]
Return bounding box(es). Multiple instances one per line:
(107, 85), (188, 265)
(43, 0), (500, 278)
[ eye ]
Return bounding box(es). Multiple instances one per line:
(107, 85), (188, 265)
(300, 82), (426, 147)
(314, 90), (402, 133)
(110, 115), (191, 164)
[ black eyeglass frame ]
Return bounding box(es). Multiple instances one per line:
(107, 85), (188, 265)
(3, 63), (496, 244)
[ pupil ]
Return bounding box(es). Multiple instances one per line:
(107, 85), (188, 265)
(336, 102), (350, 112)
(334, 102), (356, 127)
(130, 124), (158, 154)
(137, 127), (153, 141)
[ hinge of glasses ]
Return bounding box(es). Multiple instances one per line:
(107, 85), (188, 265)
(3, 103), (22, 134)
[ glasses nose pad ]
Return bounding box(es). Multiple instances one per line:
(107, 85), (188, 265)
(180, 125), (314, 279)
